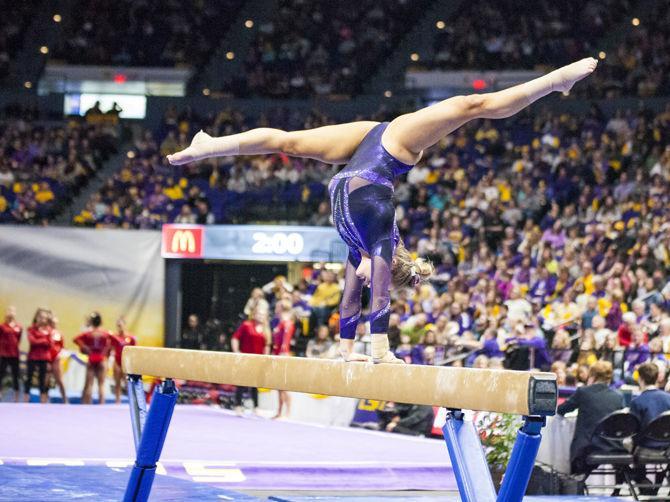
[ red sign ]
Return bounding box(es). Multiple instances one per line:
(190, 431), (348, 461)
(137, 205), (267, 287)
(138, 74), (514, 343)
(472, 79), (487, 90)
(162, 225), (204, 258)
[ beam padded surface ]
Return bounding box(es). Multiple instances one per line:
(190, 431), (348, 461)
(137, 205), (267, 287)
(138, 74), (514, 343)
(123, 347), (556, 415)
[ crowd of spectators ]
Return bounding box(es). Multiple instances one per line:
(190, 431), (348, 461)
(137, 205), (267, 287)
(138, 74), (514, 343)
(0, 116), (118, 224)
(236, 0), (430, 97)
(426, 0), (630, 71)
(52, 0), (243, 68)
(585, 0), (670, 98)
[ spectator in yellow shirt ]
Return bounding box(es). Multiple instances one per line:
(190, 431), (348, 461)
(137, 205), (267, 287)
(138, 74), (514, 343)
(34, 182), (55, 204)
(573, 261), (595, 295)
(163, 178), (185, 200)
(309, 270), (341, 329)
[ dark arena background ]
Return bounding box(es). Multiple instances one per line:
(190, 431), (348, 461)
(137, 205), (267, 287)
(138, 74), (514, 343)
(1, 0), (670, 501)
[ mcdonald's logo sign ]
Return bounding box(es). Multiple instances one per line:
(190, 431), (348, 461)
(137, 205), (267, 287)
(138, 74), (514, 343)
(162, 225), (204, 258)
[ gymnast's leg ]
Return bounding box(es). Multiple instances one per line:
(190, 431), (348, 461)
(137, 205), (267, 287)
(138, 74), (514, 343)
(37, 360), (49, 403)
(113, 361), (123, 404)
(0, 357), (18, 402)
(94, 362), (106, 405)
(82, 365), (94, 404)
(24, 360), (36, 403)
(167, 121), (378, 165)
(381, 58), (598, 163)
(51, 358), (68, 404)
(10, 357), (20, 402)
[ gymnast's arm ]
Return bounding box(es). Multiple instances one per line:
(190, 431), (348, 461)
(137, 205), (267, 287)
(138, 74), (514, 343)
(368, 240), (394, 337)
(339, 256), (365, 340)
(167, 121), (379, 165)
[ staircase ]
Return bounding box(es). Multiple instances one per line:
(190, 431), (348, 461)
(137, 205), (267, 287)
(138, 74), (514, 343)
(53, 144), (129, 226)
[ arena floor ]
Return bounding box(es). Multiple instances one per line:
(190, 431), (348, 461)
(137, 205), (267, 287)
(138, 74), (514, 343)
(0, 404), (628, 500)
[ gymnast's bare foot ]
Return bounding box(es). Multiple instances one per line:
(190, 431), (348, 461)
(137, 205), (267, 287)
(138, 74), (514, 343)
(373, 351), (405, 364)
(551, 57), (598, 94)
(167, 130), (212, 165)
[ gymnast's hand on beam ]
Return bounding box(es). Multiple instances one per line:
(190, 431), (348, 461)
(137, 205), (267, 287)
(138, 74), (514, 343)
(339, 349), (372, 362)
(372, 351), (405, 364)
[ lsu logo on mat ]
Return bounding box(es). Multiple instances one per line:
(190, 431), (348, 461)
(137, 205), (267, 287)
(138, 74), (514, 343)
(162, 225), (204, 258)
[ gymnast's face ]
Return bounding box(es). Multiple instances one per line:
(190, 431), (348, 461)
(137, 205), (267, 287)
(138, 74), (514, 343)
(356, 257), (371, 287)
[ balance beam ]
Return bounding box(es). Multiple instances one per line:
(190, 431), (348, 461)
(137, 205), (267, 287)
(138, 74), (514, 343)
(122, 347), (557, 416)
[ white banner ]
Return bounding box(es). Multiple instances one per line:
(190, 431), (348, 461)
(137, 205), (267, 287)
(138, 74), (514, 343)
(0, 226), (164, 347)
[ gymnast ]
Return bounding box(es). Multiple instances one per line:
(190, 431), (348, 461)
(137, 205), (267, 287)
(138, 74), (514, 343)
(168, 58), (597, 363)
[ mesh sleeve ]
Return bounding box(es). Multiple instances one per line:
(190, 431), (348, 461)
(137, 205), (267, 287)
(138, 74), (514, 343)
(369, 238), (393, 335)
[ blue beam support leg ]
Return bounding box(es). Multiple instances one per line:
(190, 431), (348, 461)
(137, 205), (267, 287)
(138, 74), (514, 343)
(497, 416), (545, 502)
(127, 375), (148, 451)
(124, 378), (178, 502)
(443, 411), (547, 502)
(443, 410), (497, 502)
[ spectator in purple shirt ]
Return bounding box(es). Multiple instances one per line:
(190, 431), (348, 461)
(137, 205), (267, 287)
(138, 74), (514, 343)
(394, 334), (413, 363)
(146, 185), (169, 211)
(449, 303), (473, 335)
(410, 330), (437, 365)
(506, 323), (552, 371)
(466, 328), (504, 366)
(624, 328), (650, 379)
(542, 221), (567, 249)
(529, 268), (557, 304)
(606, 290), (625, 332)
(513, 256), (533, 286)
(495, 270), (514, 301)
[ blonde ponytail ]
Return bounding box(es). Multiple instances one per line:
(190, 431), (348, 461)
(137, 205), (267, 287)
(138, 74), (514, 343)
(392, 243), (434, 288)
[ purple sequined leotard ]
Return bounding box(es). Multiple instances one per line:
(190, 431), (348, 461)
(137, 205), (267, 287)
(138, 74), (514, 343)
(329, 122), (413, 339)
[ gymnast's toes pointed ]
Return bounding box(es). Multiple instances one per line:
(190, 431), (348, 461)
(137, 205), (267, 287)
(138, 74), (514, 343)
(166, 149), (192, 165)
(167, 131), (213, 165)
(553, 57), (598, 93)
